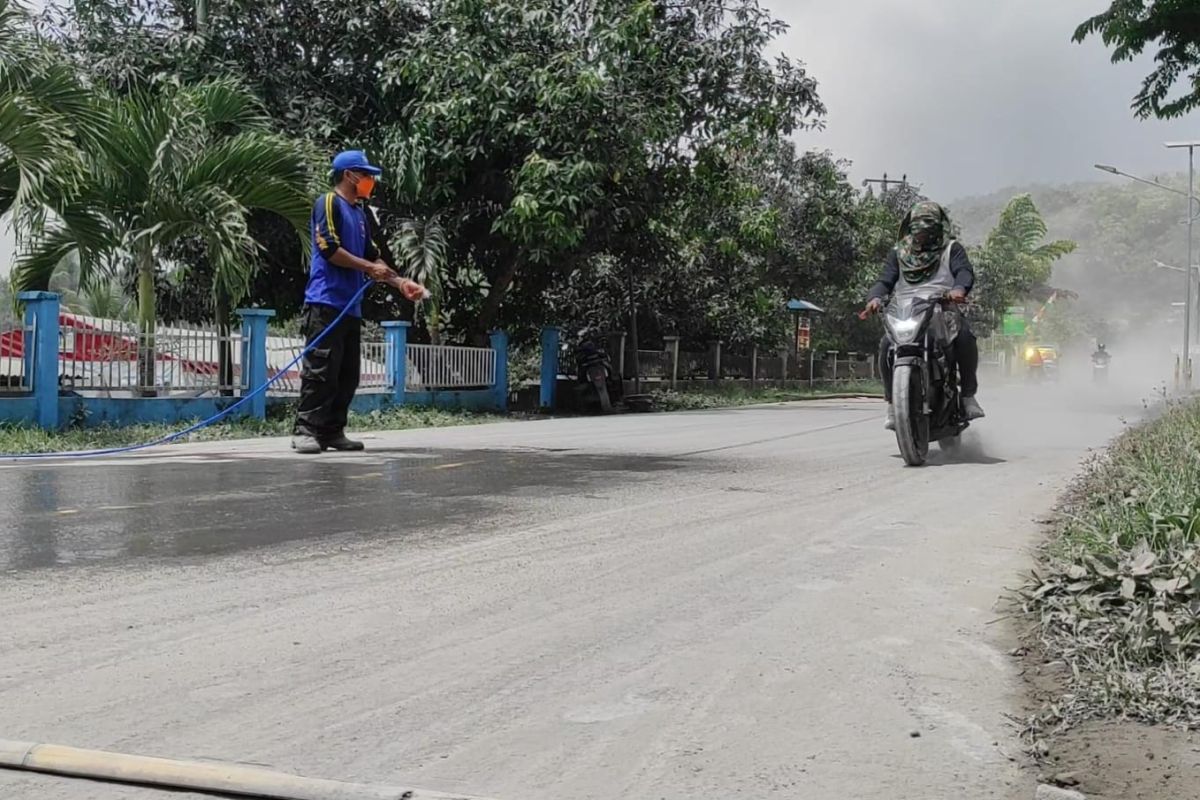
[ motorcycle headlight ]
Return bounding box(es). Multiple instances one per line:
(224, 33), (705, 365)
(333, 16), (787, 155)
(887, 316), (921, 342)
(1025, 347), (1036, 361)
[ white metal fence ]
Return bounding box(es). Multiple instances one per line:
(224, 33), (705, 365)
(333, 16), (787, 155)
(34, 313), (498, 398)
(406, 344), (496, 390)
(58, 317), (244, 396)
(0, 323), (33, 393)
(264, 339), (391, 396)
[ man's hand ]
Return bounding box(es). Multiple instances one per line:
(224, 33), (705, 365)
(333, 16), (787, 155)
(948, 287), (968, 304)
(858, 297), (883, 321)
(388, 275), (430, 302)
(366, 260), (394, 283)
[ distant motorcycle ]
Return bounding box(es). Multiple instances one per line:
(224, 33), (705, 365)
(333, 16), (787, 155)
(574, 340), (622, 413)
(1092, 348), (1111, 384)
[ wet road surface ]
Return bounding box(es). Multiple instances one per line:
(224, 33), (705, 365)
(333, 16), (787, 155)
(0, 448), (690, 572)
(0, 389), (1144, 799)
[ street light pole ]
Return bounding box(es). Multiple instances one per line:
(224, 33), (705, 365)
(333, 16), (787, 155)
(1166, 142), (1200, 386)
(1095, 157), (1200, 388)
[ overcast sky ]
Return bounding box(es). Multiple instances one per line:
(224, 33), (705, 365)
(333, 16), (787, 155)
(778, 0), (1198, 201)
(3, 1), (1198, 274)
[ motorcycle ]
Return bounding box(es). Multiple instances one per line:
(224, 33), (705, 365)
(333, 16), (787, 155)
(876, 288), (970, 466)
(1092, 352), (1111, 384)
(574, 340), (622, 413)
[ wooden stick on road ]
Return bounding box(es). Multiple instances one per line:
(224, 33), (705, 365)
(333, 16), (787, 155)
(0, 739), (500, 800)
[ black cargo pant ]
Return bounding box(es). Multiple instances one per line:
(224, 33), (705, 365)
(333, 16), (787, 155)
(293, 303), (361, 440)
(879, 327), (979, 402)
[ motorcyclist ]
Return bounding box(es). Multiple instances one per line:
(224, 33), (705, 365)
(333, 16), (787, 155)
(865, 201), (985, 431)
(1092, 342), (1111, 364)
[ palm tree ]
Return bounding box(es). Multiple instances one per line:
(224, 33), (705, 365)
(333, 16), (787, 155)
(11, 77), (312, 392)
(972, 194), (1076, 334)
(0, 0), (101, 233)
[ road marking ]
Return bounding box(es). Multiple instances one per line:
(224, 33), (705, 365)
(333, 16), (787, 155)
(347, 472), (384, 480)
(56, 509), (79, 516)
(433, 461), (479, 470)
(97, 505), (137, 511)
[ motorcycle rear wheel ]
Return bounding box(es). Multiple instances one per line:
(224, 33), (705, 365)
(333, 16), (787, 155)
(894, 364), (930, 466)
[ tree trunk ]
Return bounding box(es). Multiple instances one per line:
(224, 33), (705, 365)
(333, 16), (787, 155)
(136, 249), (157, 397)
(216, 290), (233, 397)
(470, 255), (521, 345)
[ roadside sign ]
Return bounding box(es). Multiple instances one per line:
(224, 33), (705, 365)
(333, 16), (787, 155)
(1002, 307), (1026, 337)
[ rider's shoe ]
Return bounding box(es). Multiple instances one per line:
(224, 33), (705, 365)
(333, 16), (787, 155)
(963, 396), (986, 420)
(884, 405), (896, 431)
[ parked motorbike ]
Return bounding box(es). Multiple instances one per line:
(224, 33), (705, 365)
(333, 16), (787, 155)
(876, 288), (970, 466)
(574, 340), (622, 413)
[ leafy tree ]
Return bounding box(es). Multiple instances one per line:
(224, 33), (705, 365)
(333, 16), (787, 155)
(0, 0), (100, 231)
(10, 78), (312, 388)
(44, 0), (428, 319)
(970, 194), (1077, 335)
(384, 0), (823, 341)
(1074, 1), (1200, 119)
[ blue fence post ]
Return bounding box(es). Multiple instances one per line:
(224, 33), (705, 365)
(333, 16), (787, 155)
(539, 326), (562, 410)
(382, 321), (410, 406)
(18, 291), (60, 429)
(490, 330), (509, 412)
(235, 309), (275, 420)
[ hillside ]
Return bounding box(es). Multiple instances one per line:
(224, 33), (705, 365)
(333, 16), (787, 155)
(948, 175), (1193, 338)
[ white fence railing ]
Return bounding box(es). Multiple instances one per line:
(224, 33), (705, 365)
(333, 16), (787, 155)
(58, 317), (244, 396)
(265, 339), (391, 396)
(0, 323), (33, 393)
(407, 344), (495, 390)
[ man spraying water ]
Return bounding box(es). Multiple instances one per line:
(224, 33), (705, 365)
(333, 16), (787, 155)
(292, 150), (428, 454)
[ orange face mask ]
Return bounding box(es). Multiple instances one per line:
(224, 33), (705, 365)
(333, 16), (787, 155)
(353, 174), (376, 200)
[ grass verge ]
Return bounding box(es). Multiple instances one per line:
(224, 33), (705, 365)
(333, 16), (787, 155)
(1021, 397), (1200, 737)
(649, 381), (883, 411)
(0, 404), (497, 455)
(0, 383), (883, 455)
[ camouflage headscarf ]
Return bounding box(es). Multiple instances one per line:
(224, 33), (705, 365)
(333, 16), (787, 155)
(895, 201), (952, 283)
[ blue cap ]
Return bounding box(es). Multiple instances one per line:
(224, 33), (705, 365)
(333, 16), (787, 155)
(331, 150), (383, 176)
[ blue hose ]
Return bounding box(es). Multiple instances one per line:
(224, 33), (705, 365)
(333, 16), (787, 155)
(2, 282), (373, 461)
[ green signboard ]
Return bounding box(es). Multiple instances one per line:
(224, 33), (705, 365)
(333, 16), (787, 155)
(1002, 307), (1026, 337)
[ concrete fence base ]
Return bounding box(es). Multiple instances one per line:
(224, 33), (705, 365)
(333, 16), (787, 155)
(0, 739), (498, 800)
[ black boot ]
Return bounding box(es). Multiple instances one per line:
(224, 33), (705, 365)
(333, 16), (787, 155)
(322, 433), (365, 452)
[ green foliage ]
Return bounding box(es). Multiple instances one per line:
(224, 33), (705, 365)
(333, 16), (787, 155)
(1024, 396), (1200, 732)
(10, 78), (312, 337)
(970, 194), (1076, 335)
(0, 402), (497, 454)
(0, 0), (101, 231)
(1075, 1), (1200, 120)
(379, 0), (824, 338)
(650, 382), (883, 412)
(953, 178), (1189, 338)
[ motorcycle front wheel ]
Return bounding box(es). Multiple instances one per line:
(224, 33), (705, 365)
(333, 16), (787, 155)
(893, 364), (930, 466)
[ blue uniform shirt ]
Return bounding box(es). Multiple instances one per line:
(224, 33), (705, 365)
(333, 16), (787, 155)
(304, 192), (378, 317)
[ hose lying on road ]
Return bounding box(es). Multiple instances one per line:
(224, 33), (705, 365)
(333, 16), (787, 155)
(0, 738), (499, 800)
(1, 281), (372, 462)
